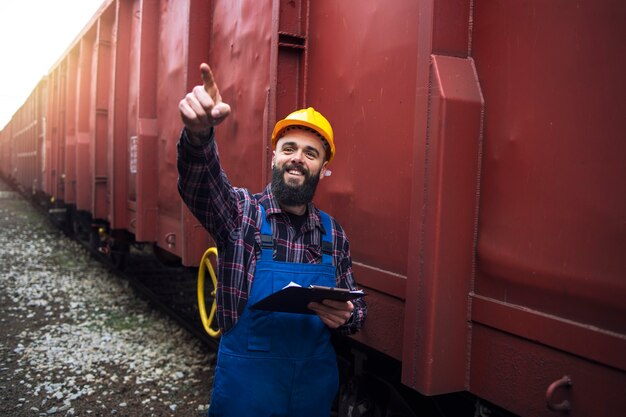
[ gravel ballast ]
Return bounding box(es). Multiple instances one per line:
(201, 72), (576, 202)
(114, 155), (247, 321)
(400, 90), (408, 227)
(0, 181), (215, 416)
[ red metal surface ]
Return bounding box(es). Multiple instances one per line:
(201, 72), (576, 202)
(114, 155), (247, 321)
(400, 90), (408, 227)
(3, 80), (46, 194)
(472, 0), (626, 332)
(76, 32), (95, 212)
(45, 66), (62, 199)
(91, 11), (113, 221)
(179, 0), (213, 264)
(107, 0), (132, 230)
(206, 0), (272, 192)
(468, 0), (626, 414)
(0, 128), (7, 174)
(471, 325), (626, 417)
(64, 51), (79, 204)
(402, 54), (483, 394)
(134, 0), (159, 242)
(303, 0), (423, 359)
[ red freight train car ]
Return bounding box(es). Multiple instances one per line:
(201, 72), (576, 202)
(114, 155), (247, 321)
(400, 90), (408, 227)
(0, 78), (47, 196)
(1, 1), (625, 416)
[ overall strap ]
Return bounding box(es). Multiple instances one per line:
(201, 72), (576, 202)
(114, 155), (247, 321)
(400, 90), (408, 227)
(319, 210), (334, 265)
(258, 204), (334, 265)
(259, 205), (273, 260)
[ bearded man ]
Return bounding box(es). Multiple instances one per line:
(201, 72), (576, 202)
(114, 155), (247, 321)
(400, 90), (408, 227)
(177, 64), (367, 417)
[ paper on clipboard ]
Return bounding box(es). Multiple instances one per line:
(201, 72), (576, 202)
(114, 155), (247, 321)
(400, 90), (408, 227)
(250, 282), (366, 315)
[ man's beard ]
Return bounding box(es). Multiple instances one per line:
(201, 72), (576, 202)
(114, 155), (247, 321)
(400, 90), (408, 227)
(271, 163), (321, 206)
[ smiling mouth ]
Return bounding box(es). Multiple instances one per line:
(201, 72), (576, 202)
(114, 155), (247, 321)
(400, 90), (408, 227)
(283, 166), (307, 186)
(284, 164), (308, 177)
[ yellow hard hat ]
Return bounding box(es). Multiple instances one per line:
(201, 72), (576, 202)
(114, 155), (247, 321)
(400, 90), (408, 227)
(271, 107), (335, 163)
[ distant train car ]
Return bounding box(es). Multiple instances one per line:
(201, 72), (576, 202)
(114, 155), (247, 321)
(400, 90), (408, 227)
(1, 0), (625, 416)
(1, 78), (47, 196)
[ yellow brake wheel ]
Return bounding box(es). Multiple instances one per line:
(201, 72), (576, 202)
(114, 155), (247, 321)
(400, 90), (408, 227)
(197, 247), (221, 338)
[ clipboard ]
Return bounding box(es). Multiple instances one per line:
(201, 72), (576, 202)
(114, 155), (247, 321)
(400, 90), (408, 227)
(250, 283), (366, 315)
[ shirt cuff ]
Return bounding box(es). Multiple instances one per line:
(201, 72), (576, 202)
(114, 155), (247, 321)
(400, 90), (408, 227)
(179, 127), (214, 159)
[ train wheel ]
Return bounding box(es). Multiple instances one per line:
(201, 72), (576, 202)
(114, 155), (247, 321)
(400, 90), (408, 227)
(107, 240), (129, 270)
(338, 374), (418, 417)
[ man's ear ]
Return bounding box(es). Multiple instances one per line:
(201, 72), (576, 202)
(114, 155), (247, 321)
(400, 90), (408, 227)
(271, 151), (276, 167)
(319, 161), (329, 180)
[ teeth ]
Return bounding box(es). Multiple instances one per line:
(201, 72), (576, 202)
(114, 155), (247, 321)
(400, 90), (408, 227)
(287, 170), (303, 175)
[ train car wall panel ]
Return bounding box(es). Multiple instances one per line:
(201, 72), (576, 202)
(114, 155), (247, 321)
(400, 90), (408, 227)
(154, 0), (182, 255)
(155, 1), (210, 265)
(0, 124), (4, 173)
(76, 32), (96, 212)
(174, 0), (277, 263)
(0, 124), (6, 175)
(44, 69), (55, 198)
(431, 0), (472, 57)
(90, 12), (114, 221)
(34, 82), (47, 195)
(472, 0), (626, 334)
(45, 68), (61, 199)
(134, 0), (159, 243)
(59, 63), (69, 201)
(468, 0), (626, 414)
(46, 32), (85, 207)
(179, 0), (214, 265)
(205, 0), (273, 192)
(64, 51), (80, 205)
(303, 0), (423, 360)
(119, 0), (208, 261)
(12, 92), (24, 189)
(125, 0), (141, 215)
(49, 62), (62, 200)
(0, 127), (8, 176)
(308, 0), (418, 283)
(10, 81), (46, 195)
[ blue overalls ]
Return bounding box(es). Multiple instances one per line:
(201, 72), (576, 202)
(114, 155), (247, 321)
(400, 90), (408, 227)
(208, 205), (339, 417)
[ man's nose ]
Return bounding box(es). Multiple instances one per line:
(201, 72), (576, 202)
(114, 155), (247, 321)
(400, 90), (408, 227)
(290, 149), (304, 164)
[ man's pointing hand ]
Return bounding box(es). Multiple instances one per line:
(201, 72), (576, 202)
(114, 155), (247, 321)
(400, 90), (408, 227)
(179, 63), (231, 143)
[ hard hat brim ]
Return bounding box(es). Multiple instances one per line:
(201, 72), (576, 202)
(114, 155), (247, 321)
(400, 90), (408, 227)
(271, 119), (335, 163)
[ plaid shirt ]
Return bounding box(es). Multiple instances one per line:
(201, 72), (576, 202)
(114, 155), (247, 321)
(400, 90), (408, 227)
(177, 128), (366, 335)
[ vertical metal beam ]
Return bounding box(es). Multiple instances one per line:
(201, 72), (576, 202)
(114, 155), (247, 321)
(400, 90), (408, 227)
(134, 0), (159, 242)
(109, 0), (132, 229)
(76, 34), (95, 212)
(267, 0), (310, 182)
(403, 53), (483, 394)
(64, 51), (79, 204)
(92, 15), (113, 220)
(180, 0), (214, 266)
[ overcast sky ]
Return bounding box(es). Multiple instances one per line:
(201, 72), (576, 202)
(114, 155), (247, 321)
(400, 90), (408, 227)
(0, 0), (104, 129)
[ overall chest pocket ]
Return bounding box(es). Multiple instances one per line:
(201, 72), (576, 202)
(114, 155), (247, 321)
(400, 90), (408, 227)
(246, 265), (335, 355)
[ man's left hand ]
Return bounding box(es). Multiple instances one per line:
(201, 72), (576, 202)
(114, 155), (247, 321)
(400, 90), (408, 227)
(308, 300), (354, 329)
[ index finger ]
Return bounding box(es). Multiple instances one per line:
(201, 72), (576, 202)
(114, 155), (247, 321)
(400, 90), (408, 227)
(200, 63), (220, 103)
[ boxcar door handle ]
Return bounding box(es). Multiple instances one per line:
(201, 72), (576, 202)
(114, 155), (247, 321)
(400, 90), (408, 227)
(546, 375), (572, 412)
